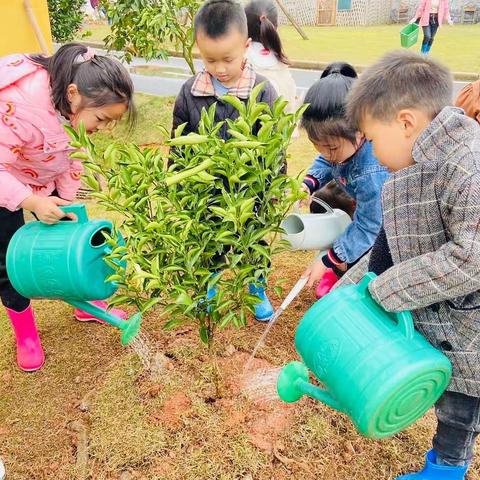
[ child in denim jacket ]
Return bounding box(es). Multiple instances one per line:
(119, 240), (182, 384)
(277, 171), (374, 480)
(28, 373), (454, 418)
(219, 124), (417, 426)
(300, 63), (389, 297)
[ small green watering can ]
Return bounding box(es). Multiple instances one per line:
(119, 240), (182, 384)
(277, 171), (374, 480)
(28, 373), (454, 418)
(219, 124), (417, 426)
(6, 204), (141, 345)
(277, 273), (452, 439)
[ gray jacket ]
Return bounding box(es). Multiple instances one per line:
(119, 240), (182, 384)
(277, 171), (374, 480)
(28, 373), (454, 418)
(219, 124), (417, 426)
(365, 107), (480, 396)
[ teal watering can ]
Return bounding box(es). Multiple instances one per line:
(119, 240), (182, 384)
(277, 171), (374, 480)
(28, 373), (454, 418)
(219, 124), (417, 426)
(277, 273), (452, 439)
(6, 204), (141, 345)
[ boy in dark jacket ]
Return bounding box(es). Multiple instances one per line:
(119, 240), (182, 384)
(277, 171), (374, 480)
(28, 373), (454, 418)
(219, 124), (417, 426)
(346, 50), (480, 479)
(172, 0), (277, 140)
(172, 0), (278, 321)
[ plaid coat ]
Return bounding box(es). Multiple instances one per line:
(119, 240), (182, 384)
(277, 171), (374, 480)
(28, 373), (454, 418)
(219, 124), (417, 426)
(336, 108), (480, 396)
(363, 107), (480, 397)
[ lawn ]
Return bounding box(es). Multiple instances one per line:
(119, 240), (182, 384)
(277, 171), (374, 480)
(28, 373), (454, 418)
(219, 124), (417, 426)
(279, 24), (480, 73)
(0, 94), (478, 479)
(80, 22), (480, 73)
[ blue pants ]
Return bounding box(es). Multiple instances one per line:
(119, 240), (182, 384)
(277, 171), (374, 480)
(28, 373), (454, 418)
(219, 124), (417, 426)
(422, 14), (439, 47)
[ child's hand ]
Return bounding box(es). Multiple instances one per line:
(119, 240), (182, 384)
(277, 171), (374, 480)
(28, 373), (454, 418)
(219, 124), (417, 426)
(20, 195), (76, 224)
(409, 17), (418, 24)
(299, 183), (312, 208)
(302, 260), (327, 288)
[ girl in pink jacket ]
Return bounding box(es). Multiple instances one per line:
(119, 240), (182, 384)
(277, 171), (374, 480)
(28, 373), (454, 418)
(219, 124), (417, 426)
(411, 0), (453, 54)
(0, 43), (135, 372)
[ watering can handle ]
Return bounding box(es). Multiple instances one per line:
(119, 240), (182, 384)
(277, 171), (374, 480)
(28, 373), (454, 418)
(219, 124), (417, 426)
(293, 196), (335, 215)
(358, 273), (415, 340)
(60, 204), (89, 223)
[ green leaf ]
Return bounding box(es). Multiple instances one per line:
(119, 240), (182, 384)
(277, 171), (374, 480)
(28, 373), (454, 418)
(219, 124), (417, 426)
(164, 317), (185, 331)
(142, 297), (162, 312)
(273, 286), (283, 298)
(84, 176), (100, 191)
(221, 95), (246, 115)
(168, 134), (209, 146)
(175, 292), (193, 306)
(249, 81), (266, 104)
(252, 244), (270, 258)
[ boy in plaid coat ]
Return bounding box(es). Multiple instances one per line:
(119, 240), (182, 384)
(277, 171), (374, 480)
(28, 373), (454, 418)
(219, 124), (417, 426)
(345, 50), (480, 479)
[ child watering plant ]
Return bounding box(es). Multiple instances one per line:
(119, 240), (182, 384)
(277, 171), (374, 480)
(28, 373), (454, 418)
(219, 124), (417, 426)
(346, 49), (480, 479)
(172, 0), (279, 322)
(0, 43), (135, 371)
(300, 63), (389, 298)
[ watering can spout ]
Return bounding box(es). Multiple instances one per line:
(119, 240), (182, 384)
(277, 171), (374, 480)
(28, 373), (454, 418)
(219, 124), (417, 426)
(277, 361), (345, 413)
(69, 300), (142, 346)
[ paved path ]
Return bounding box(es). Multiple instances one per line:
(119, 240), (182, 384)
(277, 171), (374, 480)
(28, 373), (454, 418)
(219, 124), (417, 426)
(128, 55), (468, 100)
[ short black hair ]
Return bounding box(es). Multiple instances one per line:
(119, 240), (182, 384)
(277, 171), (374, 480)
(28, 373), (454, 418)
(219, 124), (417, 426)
(194, 0), (248, 39)
(301, 62), (358, 144)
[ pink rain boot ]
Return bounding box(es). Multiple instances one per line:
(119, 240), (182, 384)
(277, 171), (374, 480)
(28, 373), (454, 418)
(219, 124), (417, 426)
(315, 269), (339, 299)
(5, 303), (45, 372)
(74, 300), (127, 324)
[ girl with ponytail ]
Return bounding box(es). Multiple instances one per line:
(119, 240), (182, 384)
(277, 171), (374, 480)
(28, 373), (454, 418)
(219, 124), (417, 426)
(245, 0), (297, 113)
(0, 43), (135, 372)
(300, 62), (389, 299)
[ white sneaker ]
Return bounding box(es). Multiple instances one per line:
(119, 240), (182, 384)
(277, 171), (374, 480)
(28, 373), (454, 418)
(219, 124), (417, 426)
(0, 457), (5, 479)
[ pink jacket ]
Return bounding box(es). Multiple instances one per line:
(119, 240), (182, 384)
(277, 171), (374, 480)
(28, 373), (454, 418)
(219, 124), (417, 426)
(415, 0), (451, 27)
(0, 55), (82, 211)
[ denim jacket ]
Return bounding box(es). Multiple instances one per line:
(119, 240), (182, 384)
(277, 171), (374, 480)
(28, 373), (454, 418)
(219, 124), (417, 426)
(303, 141), (390, 264)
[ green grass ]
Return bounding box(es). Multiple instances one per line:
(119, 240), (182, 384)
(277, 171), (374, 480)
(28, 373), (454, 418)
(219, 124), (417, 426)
(80, 22), (480, 73)
(79, 22), (110, 43)
(90, 93), (174, 151)
(278, 24), (480, 73)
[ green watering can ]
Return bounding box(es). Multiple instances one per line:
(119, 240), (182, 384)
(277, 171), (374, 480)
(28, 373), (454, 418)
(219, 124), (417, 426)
(277, 273), (452, 439)
(6, 204), (141, 345)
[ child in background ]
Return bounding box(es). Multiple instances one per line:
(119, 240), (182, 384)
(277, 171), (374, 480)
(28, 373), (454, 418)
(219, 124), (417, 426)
(410, 0), (453, 54)
(300, 63), (389, 298)
(244, 0), (297, 113)
(172, 0), (279, 322)
(455, 79), (480, 125)
(348, 50), (480, 479)
(0, 43), (135, 371)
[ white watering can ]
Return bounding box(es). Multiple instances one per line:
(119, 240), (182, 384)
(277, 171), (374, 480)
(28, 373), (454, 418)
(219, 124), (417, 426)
(281, 197), (351, 251)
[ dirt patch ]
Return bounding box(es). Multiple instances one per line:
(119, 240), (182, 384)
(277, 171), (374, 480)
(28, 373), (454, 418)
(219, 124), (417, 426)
(4, 247), (480, 479)
(151, 392), (193, 431)
(247, 404), (295, 453)
(220, 351), (273, 396)
(219, 352), (296, 453)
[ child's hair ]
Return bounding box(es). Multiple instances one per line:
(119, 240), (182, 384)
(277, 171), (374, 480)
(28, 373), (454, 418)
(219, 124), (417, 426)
(311, 182), (356, 219)
(347, 50), (452, 129)
(194, 0), (248, 39)
(30, 43), (136, 128)
(244, 0), (289, 64)
(300, 62), (358, 145)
